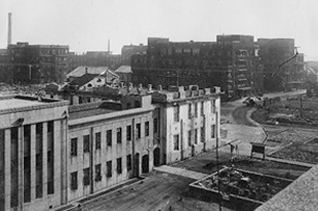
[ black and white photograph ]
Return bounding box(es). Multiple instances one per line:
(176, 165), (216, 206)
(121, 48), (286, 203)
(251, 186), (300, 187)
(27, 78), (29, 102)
(0, 0), (318, 210)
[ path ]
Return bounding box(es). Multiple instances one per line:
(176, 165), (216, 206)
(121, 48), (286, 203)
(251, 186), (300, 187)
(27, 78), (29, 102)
(154, 165), (208, 180)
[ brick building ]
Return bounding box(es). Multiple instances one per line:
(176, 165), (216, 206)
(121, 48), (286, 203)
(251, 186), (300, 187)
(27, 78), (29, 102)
(7, 42), (69, 84)
(69, 51), (121, 71)
(121, 44), (147, 65)
(257, 38), (304, 92)
(132, 36), (263, 101)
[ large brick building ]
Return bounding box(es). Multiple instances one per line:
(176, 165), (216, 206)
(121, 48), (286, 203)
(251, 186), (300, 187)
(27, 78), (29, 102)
(69, 51), (121, 71)
(7, 42), (69, 84)
(132, 36), (263, 101)
(257, 38), (304, 92)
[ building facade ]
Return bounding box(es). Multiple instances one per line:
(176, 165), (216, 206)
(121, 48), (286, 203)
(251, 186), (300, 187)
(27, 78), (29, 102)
(7, 42), (69, 84)
(152, 85), (221, 163)
(257, 38), (305, 92)
(0, 95), (69, 211)
(132, 36), (263, 101)
(0, 84), (221, 211)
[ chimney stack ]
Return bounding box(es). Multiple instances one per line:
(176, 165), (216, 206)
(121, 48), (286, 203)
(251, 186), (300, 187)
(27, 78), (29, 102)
(7, 13), (12, 46)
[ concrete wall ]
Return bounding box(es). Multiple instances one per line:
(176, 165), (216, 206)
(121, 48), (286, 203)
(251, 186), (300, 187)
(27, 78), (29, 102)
(163, 95), (220, 164)
(0, 100), (68, 211)
(67, 108), (155, 203)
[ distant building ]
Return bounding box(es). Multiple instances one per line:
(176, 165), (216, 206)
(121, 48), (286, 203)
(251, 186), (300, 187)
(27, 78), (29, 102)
(7, 42), (69, 84)
(115, 65), (132, 84)
(121, 44), (147, 65)
(69, 51), (121, 71)
(132, 36), (263, 101)
(257, 38), (305, 92)
(0, 49), (11, 82)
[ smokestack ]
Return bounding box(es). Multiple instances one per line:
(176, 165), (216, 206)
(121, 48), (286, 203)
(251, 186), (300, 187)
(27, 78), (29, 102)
(7, 13), (12, 46)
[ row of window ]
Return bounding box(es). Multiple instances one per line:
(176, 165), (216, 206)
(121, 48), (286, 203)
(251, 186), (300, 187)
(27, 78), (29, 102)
(70, 155), (132, 190)
(71, 122), (152, 156)
(173, 124), (215, 150)
(173, 100), (216, 122)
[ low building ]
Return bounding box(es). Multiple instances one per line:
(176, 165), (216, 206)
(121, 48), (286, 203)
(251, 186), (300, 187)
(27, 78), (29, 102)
(2, 84), (221, 210)
(152, 85), (221, 163)
(67, 95), (156, 202)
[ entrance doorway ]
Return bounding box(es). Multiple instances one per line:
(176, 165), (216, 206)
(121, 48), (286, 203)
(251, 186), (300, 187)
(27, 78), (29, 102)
(153, 148), (160, 166)
(142, 154), (149, 173)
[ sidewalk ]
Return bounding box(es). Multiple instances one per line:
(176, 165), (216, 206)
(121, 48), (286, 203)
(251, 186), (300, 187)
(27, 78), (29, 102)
(154, 165), (208, 180)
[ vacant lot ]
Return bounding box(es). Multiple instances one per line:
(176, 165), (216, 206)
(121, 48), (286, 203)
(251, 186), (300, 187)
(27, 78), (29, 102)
(271, 138), (318, 164)
(171, 152), (309, 180)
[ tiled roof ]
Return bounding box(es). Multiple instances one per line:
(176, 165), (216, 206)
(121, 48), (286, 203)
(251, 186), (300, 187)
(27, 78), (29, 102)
(67, 66), (109, 78)
(115, 65), (132, 74)
(255, 164), (318, 211)
(69, 74), (98, 87)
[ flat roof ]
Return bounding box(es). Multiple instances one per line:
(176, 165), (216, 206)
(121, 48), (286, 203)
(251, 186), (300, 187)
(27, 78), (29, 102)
(69, 108), (115, 120)
(0, 98), (47, 110)
(0, 95), (68, 115)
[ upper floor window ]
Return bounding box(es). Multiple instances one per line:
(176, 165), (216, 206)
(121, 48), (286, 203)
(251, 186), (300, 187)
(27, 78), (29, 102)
(136, 123), (141, 139)
(173, 106), (179, 122)
(106, 130), (112, 146)
(71, 138), (77, 156)
(145, 121), (149, 137)
(83, 135), (90, 153)
(117, 128), (122, 144)
(95, 132), (101, 150)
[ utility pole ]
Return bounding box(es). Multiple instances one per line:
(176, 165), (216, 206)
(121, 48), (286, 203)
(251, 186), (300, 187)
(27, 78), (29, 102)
(215, 111), (222, 211)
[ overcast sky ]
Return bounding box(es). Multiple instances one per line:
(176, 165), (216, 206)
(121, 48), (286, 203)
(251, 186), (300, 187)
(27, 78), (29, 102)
(1, 0), (317, 60)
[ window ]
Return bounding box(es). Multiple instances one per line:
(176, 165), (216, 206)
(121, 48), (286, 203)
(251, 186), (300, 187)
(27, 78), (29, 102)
(145, 121), (149, 137)
(117, 128), (122, 144)
(70, 171), (78, 190)
(174, 135), (179, 150)
(106, 130), (112, 146)
(95, 164), (101, 182)
(211, 100), (216, 113)
(211, 125), (216, 138)
(71, 138), (77, 156)
(188, 104), (192, 119)
(126, 125), (132, 141)
(136, 123), (141, 139)
(153, 118), (158, 133)
(83, 135), (90, 153)
(127, 155), (132, 171)
(201, 126), (205, 142)
(195, 129), (198, 144)
(117, 158), (122, 174)
(95, 132), (101, 150)
(195, 103), (198, 118)
(83, 168), (90, 186)
(188, 131), (192, 147)
(201, 102), (204, 116)
(106, 161), (112, 178)
(173, 106), (179, 122)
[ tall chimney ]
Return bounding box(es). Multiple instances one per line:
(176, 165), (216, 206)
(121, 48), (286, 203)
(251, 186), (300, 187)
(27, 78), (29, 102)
(108, 39), (110, 53)
(7, 13), (12, 46)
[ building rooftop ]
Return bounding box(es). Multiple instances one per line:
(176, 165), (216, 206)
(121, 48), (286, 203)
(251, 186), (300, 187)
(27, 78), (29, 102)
(0, 95), (68, 114)
(115, 65), (132, 74)
(68, 101), (119, 120)
(69, 74), (99, 87)
(255, 164), (318, 211)
(67, 66), (109, 78)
